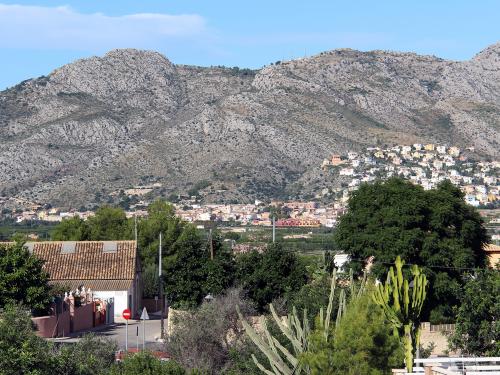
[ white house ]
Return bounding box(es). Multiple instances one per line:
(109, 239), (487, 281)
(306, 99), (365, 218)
(437, 145), (447, 154)
(28, 241), (141, 318)
(339, 168), (355, 176)
(334, 253), (350, 272)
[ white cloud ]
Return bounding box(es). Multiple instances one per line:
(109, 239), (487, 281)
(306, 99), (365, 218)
(0, 4), (208, 50)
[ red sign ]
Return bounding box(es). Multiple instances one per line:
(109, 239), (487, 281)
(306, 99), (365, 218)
(122, 308), (131, 320)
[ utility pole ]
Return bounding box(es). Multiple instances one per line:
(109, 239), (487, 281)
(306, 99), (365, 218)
(134, 214), (138, 244)
(272, 216), (276, 243)
(159, 232), (165, 339)
(209, 228), (214, 260)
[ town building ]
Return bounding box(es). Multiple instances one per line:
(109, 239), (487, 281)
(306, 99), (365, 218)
(28, 240), (141, 318)
(484, 244), (500, 268)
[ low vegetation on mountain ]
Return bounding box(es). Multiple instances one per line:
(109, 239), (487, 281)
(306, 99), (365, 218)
(1, 44), (499, 208)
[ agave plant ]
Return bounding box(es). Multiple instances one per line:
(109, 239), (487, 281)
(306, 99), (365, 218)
(238, 269), (366, 375)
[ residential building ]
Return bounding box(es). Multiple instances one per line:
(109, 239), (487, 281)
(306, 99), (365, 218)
(484, 244), (500, 268)
(436, 145), (447, 154)
(448, 146), (460, 157)
(29, 241), (141, 318)
(330, 154), (345, 166)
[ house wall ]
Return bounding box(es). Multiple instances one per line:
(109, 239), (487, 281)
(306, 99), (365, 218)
(420, 322), (456, 356)
(488, 251), (500, 268)
(32, 309), (71, 338)
(94, 290), (130, 317)
(72, 302), (95, 332)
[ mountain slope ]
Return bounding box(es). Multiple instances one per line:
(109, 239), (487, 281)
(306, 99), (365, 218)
(0, 44), (499, 208)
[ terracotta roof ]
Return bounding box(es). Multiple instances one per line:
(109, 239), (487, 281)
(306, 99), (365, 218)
(49, 279), (133, 291)
(484, 243), (500, 252)
(29, 241), (137, 281)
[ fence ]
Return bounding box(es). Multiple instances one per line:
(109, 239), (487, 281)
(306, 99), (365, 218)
(420, 322), (456, 332)
(32, 289), (111, 338)
(393, 357), (500, 375)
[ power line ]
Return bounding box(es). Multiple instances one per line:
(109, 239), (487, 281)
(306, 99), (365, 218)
(346, 257), (489, 272)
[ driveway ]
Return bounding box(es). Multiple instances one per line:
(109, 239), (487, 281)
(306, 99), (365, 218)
(50, 317), (166, 350)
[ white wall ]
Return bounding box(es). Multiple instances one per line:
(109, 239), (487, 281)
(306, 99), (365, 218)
(93, 290), (129, 317)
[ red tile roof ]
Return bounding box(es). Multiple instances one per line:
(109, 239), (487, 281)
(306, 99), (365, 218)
(30, 241), (137, 281)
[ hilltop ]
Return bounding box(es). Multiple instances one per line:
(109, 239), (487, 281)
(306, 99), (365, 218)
(0, 43), (499, 208)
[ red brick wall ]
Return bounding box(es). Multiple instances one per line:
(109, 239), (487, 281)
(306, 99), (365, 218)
(32, 309), (71, 338)
(72, 302), (95, 332)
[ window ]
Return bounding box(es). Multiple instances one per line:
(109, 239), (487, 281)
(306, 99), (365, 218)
(61, 241), (76, 253)
(103, 242), (117, 253)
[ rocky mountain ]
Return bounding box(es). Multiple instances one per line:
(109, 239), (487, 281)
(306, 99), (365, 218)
(1, 44), (499, 208)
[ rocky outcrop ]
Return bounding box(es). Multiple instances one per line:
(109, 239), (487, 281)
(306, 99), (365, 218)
(0, 44), (499, 207)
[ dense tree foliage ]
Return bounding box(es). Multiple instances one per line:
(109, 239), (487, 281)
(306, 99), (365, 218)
(0, 242), (52, 314)
(235, 243), (307, 312)
(51, 216), (90, 241)
(0, 304), (57, 374)
(56, 334), (118, 375)
(52, 206), (132, 241)
(164, 225), (235, 308)
(136, 200), (184, 266)
(334, 178), (488, 322)
(109, 352), (186, 375)
(288, 274), (335, 322)
(86, 206), (132, 240)
(300, 290), (403, 375)
(449, 268), (500, 356)
(0, 305), (118, 375)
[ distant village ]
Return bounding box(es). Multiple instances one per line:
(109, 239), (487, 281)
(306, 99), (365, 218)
(2, 144), (498, 233)
(322, 143), (499, 208)
(3, 199), (345, 229)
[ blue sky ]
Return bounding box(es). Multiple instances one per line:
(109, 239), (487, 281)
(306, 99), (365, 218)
(0, 0), (499, 90)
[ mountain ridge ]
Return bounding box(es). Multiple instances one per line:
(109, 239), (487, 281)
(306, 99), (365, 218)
(1, 43), (499, 208)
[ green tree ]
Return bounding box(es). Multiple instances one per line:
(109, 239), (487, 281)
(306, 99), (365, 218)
(51, 206), (132, 241)
(142, 263), (160, 299)
(288, 275), (335, 323)
(203, 233), (236, 296)
(109, 351), (186, 375)
(301, 290), (403, 375)
(235, 243), (307, 312)
(51, 216), (89, 241)
(164, 225), (206, 308)
(334, 178), (488, 322)
(86, 206), (132, 240)
(0, 304), (57, 375)
(0, 242), (52, 314)
(137, 200), (184, 266)
(0, 306), (119, 375)
(56, 334), (118, 375)
(449, 268), (500, 356)
(164, 225), (235, 308)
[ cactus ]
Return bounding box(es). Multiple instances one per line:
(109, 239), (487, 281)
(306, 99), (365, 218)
(372, 256), (428, 373)
(238, 268), (366, 375)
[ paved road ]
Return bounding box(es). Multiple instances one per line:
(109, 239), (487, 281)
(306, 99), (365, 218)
(51, 317), (165, 350)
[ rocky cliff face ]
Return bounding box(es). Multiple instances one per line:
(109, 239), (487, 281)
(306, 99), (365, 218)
(0, 44), (499, 207)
